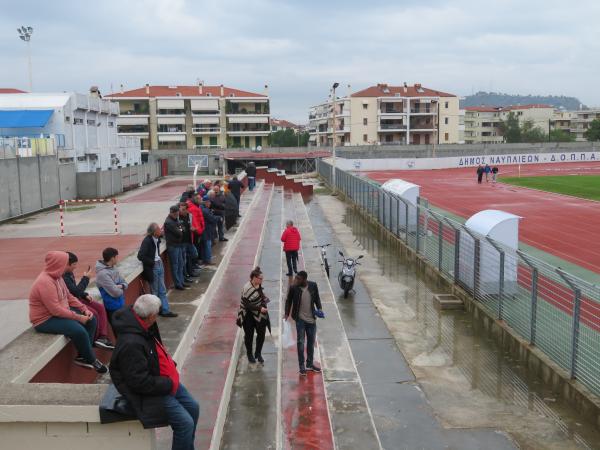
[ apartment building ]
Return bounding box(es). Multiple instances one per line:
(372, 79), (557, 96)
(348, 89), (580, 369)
(308, 83), (460, 147)
(270, 118), (301, 133)
(0, 90), (140, 171)
(570, 109), (600, 141)
(464, 104), (554, 144)
(107, 84), (270, 151)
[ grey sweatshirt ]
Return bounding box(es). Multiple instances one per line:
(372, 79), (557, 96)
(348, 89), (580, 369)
(95, 260), (128, 298)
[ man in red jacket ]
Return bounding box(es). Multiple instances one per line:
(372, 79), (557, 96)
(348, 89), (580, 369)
(187, 193), (206, 264)
(281, 220), (301, 276)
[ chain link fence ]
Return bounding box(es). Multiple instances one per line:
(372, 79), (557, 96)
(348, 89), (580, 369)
(317, 159), (600, 397)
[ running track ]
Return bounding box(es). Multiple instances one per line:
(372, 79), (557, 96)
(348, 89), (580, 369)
(364, 162), (600, 275)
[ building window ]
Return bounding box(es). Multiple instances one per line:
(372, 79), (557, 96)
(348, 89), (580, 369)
(444, 117), (448, 125)
(210, 136), (218, 146)
(256, 136), (262, 147)
(363, 118), (368, 126)
(363, 134), (368, 142)
(73, 118), (83, 125)
(87, 119), (96, 126)
(196, 136), (203, 146)
(65, 116), (70, 122)
(444, 132), (449, 141)
(362, 104), (368, 110)
(444, 101), (449, 109)
(232, 136), (242, 147)
(108, 121), (114, 127)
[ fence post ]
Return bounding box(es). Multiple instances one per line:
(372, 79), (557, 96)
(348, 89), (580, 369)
(396, 197), (400, 236)
(530, 268), (538, 344)
(454, 229), (460, 283)
(405, 202), (409, 244)
(498, 250), (505, 320)
(438, 220), (443, 272)
(416, 198), (421, 254)
(473, 238), (480, 299)
(569, 289), (582, 379)
(382, 192), (386, 228)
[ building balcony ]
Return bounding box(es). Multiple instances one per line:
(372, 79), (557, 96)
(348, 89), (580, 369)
(379, 109), (407, 116)
(227, 114), (269, 124)
(380, 140), (407, 146)
(193, 144), (222, 149)
(192, 127), (221, 134)
(118, 132), (149, 138)
(227, 130), (270, 136)
(378, 123), (407, 132)
(119, 110), (149, 117)
(410, 108), (436, 115)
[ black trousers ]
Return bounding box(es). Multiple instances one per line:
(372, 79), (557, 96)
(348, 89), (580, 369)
(285, 250), (298, 275)
(243, 314), (267, 357)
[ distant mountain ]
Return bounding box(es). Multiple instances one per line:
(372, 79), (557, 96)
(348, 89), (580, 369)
(461, 92), (583, 111)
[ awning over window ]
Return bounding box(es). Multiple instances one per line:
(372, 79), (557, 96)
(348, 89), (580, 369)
(0, 109), (53, 127)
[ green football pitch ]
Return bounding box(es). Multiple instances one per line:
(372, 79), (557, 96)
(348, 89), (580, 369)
(500, 175), (600, 201)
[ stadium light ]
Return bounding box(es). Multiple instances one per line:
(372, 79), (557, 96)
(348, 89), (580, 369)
(17, 26), (34, 90)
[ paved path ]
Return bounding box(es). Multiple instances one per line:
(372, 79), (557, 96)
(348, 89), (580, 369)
(160, 184), (273, 450)
(364, 162), (600, 274)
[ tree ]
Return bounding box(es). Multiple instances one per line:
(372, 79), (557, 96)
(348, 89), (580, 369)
(270, 129), (310, 147)
(499, 112), (521, 143)
(584, 119), (600, 141)
(549, 129), (575, 142)
(520, 120), (547, 143)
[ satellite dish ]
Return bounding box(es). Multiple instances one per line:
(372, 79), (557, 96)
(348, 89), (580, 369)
(256, 145), (262, 152)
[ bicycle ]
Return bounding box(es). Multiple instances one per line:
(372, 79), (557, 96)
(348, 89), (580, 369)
(313, 243), (331, 278)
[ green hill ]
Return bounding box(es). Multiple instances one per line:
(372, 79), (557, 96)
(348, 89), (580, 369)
(461, 92), (583, 110)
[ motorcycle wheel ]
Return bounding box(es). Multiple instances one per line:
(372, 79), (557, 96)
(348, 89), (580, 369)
(344, 287), (350, 298)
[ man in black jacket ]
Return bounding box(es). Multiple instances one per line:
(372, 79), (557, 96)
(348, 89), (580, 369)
(137, 223), (177, 318)
(284, 271), (323, 376)
(209, 188), (228, 242)
(164, 205), (188, 291)
(200, 198), (219, 265)
(227, 175), (243, 211)
(110, 294), (199, 448)
(246, 162), (257, 191)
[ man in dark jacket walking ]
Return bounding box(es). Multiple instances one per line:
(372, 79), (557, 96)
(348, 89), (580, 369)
(164, 205), (188, 291)
(227, 175), (243, 210)
(246, 162), (257, 191)
(110, 294), (199, 449)
(137, 223), (177, 317)
(284, 271), (323, 376)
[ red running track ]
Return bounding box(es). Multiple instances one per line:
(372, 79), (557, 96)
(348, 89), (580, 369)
(121, 180), (190, 203)
(365, 162), (600, 274)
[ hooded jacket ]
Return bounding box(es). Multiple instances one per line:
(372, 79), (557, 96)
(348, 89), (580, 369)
(281, 226), (302, 252)
(95, 260), (128, 312)
(109, 307), (172, 428)
(29, 251), (89, 327)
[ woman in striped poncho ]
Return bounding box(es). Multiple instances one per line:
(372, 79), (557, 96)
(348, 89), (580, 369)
(237, 267), (269, 364)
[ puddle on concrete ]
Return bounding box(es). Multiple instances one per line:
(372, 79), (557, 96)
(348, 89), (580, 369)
(315, 199), (600, 450)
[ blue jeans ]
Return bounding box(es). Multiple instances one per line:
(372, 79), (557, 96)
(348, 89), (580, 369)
(201, 239), (212, 263)
(152, 259), (170, 313)
(184, 243), (198, 276)
(296, 318), (316, 369)
(163, 384), (200, 450)
(168, 245), (185, 288)
(35, 308), (97, 363)
(248, 176), (255, 191)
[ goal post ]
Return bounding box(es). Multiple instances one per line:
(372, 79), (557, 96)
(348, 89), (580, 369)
(59, 198), (120, 237)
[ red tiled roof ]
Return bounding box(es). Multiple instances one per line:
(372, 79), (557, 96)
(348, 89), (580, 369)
(0, 88), (27, 94)
(465, 104), (554, 113)
(351, 83), (455, 98)
(465, 106), (502, 112)
(271, 118), (298, 128)
(502, 104), (553, 111)
(106, 85), (266, 98)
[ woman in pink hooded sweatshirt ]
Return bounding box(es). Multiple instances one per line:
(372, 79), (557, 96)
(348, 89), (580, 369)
(29, 251), (108, 373)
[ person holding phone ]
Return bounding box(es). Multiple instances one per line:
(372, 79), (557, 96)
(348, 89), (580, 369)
(63, 252), (114, 349)
(30, 251), (108, 373)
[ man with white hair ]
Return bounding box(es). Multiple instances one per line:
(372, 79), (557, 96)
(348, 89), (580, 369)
(110, 295), (199, 449)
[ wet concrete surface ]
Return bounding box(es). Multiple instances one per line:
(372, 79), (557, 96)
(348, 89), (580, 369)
(312, 194), (600, 450)
(221, 187), (283, 450)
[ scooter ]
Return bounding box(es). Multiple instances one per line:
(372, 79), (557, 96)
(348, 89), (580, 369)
(337, 251), (363, 298)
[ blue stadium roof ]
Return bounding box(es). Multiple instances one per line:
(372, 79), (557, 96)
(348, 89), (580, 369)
(0, 109), (54, 128)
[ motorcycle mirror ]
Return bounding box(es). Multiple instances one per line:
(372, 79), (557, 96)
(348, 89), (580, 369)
(357, 255), (364, 259)
(338, 251), (344, 257)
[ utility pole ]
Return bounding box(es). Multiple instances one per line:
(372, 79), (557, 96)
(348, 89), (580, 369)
(17, 26), (34, 91)
(331, 82), (339, 192)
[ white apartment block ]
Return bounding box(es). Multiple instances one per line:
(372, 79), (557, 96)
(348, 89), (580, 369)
(570, 109), (600, 141)
(464, 104), (554, 144)
(107, 84), (270, 151)
(0, 90), (140, 172)
(308, 83), (460, 147)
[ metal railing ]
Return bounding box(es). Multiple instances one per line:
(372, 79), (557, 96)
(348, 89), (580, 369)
(316, 158), (600, 398)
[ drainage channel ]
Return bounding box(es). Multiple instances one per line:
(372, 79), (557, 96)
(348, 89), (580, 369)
(307, 195), (600, 450)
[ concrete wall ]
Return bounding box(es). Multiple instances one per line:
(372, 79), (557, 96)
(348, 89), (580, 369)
(76, 162), (162, 199)
(0, 156), (77, 221)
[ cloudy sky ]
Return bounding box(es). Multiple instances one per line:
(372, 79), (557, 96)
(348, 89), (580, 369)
(1, 0), (599, 123)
